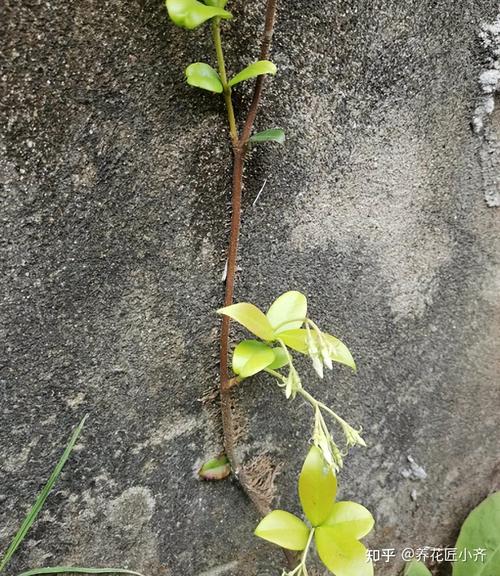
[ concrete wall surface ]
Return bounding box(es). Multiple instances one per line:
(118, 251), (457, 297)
(1, 1), (500, 575)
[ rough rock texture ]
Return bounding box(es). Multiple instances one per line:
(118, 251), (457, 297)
(1, 1), (500, 575)
(473, 13), (500, 206)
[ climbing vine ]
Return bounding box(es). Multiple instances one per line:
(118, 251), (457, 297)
(165, 0), (284, 510)
(164, 1), (374, 574)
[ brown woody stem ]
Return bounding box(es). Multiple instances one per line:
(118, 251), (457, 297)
(215, 0), (296, 570)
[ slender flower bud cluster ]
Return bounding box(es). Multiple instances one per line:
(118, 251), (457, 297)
(277, 341), (302, 399)
(305, 323), (323, 378)
(310, 400), (366, 472)
(284, 364), (302, 400)
(339, 419), (366, 449)
(305, 320), (336, 378)
(313, 406), (343, 473)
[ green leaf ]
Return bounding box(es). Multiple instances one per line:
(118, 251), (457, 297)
(228, 60), (277, 87)
(16, 568), (146, 576)
(203, 0), (228, 7)
(267, 347), (289, 370)
(278, 329), (356, 371)
(323, 333), (356, 371)
(323, 501), (374, 540)
(299, 446), (337, 527)
(185, 63), (223, 93)
(404, 560), (432, 576)
(255, 510), (310, 551)
(0, 416), (88, 574)
(315, 527), (373, 576)
(249, 128), (285, 145)
(217, 303), (275, 341)
(198, 455), (231, 480)
(267, 291), (307, 334)
(453, 491), (500, 576)
(166, 0), (232, 29)
(278, 329), (309, 353)
(232, 340), (275, 378)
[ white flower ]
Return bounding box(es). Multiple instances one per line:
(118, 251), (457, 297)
(306, 323), (324, 378)
(313, 406), (343, 473)
(320, 333), (333, 370)
(306, 321), (335, 377)
(284, 364), (302, 399)
(341, 420), (366, 448)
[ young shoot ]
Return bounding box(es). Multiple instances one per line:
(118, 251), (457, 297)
(165, 0), (283, 146)
(218, 291), (366, 470)
(255, 446), (374, 576)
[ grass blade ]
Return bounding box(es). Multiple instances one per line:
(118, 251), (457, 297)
(0, 416), (88, 573)
(16, 568), (145, 576)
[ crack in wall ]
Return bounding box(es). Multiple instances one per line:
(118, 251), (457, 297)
(473, 13), (500, 207)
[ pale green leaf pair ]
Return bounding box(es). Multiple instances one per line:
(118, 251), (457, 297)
(165, 0), (232, 29)
(219, 291), (307, 342)
(255, 447), (374, 576)
(232, 340), (287, 378)
(219, 291), (307, 379)
(218, 291), (355, 380)
(185, 60), (276, 94)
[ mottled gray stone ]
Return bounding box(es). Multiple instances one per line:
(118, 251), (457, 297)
(1, 1), (499, 575)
